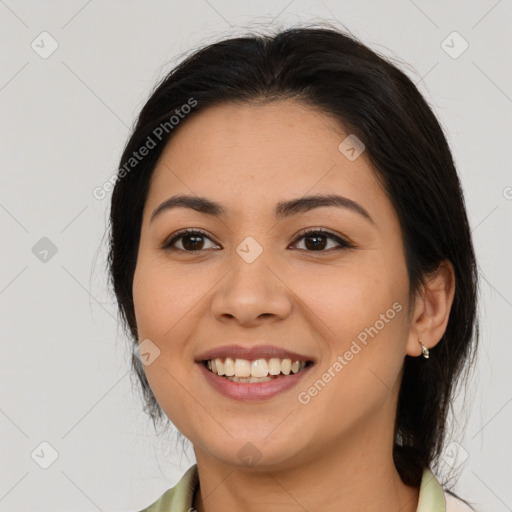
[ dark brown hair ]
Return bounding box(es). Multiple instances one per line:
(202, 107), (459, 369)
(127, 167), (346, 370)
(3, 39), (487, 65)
(108, 25), (479, 492)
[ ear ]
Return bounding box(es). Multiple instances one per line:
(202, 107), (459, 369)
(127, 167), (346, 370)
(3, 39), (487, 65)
(406, 260), (456, 357)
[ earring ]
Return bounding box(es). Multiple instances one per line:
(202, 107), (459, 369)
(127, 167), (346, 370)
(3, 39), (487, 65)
(418, 338), (429, 359)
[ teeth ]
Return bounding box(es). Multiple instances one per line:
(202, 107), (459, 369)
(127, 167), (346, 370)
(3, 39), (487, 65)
(225, 375), (273, 383)
(224, 357), (235, 376)
(251, 359), (269, 377)
(234, 359), (251, 377)
(268, 358), (281, 375)
(206, 357), (308, 378)
(216, 359), (225, 376)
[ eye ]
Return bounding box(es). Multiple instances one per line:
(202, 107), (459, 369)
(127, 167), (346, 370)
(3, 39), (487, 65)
(290, 228), (354, 252)
(162, 228), (219, 252)
(162, 227), (354, 253)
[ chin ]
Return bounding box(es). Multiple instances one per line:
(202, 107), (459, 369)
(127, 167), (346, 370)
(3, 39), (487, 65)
(195, 433), (309, 472)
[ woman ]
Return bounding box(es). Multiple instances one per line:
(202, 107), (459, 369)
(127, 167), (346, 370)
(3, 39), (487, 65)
(108, 26), (479, 512)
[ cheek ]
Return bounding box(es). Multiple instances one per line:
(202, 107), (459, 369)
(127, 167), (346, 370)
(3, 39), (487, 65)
(132, 257), (199, 340)
(132, 260), (200, 428)
(295, 263), (404, 342)
(132, 262), (193, 385)
(294, 260), (408, 401)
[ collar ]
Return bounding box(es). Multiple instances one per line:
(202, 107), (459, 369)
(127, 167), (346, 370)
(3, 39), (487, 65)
(142, 464), (446, 512)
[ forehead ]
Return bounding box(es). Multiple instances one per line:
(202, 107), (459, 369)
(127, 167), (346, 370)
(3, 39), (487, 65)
(145, 100), (394, 226)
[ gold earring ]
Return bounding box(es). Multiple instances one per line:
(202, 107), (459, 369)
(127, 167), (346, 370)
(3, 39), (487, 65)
(418, 338), (429, 359)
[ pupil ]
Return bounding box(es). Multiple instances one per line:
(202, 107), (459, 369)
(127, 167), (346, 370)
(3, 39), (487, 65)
(183, 234), (203, 250)
(305, 235), (326, 251)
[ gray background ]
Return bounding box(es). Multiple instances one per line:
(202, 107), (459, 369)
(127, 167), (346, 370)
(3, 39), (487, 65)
(1, 1), (511, 511)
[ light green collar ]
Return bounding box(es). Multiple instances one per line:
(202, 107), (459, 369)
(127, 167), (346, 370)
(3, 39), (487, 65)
(140, 464), (446, 512)
(418, 468), (446, 512)
(140, 464), (198, 512)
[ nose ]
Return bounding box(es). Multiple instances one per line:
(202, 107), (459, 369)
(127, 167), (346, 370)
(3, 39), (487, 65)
(210, 250), (293, 327)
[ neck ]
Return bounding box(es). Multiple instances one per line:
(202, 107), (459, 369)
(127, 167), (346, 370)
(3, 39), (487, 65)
(192, 418), (420, 512)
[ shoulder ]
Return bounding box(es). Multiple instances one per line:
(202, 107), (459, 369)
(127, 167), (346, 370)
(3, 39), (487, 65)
(137, 464), (199, 512)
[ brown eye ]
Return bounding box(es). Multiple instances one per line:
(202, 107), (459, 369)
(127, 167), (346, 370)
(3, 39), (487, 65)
(162, 228), (354, 253)
(291, 229), (354, 252)
(162, 229), (219, 252)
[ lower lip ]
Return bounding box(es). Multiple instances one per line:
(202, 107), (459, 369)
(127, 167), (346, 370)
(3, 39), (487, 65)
(197, 362), (313, 402)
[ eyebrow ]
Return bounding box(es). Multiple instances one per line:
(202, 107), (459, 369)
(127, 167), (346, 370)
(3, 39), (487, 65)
(150, 193), (375, 225)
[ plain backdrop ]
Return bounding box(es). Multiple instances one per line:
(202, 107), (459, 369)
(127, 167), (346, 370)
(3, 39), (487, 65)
(1, 1), (511, 511)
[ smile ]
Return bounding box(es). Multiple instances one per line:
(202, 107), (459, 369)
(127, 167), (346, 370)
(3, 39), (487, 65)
(204, 357), (311, 383)
(198, 357), (315, 401)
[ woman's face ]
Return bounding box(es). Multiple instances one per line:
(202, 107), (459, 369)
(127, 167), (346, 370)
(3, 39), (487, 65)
(132, 100), (415, 471)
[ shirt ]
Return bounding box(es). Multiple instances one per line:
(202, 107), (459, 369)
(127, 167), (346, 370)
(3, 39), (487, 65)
(138, 464), (473, 512)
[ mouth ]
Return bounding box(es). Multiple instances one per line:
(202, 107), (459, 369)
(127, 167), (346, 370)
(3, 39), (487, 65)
(195, 344), (316, 400)
(202, 357), (315, 383)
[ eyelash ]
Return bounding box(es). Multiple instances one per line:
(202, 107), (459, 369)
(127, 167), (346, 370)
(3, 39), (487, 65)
(161, 227), (355, 253)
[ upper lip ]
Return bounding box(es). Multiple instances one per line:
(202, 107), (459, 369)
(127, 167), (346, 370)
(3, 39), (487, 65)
(195, 344), (316, 363)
